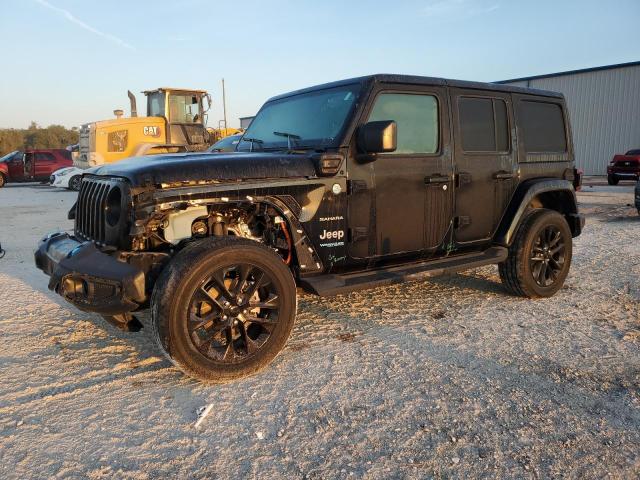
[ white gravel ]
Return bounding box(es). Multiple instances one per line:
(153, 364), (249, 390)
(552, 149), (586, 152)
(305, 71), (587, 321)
(0, 181), (638, 479)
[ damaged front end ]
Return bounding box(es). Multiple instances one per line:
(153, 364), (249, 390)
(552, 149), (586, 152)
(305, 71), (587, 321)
(34, 174), (169, 330)
(35, 232), (146, 314)
(35, 167), (328, 329)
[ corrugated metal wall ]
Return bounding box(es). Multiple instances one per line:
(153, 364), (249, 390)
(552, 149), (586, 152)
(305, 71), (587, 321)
(502, 65), (640, 175)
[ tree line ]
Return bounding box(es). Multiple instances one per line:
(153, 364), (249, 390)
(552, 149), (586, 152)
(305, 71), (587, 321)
(0, 122), (79, 156)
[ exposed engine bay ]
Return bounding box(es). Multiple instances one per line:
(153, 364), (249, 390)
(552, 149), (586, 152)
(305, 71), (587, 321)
(148, 203), (293, 264)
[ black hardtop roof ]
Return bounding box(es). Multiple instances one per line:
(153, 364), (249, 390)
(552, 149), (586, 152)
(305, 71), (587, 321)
(267, 74), (563, 103)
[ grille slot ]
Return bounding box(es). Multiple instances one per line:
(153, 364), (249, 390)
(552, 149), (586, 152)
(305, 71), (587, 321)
(75, 177), (126, 246)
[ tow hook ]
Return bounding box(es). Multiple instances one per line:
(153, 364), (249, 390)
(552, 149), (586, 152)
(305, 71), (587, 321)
(102, 313), (143, 332)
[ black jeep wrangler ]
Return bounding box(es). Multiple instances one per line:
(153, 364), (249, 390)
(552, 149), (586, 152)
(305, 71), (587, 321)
(35, 75), (584, 382)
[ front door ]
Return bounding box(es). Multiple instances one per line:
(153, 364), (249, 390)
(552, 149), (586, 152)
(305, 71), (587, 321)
(7, 152), (24, 179)
(449, 89), (517, 243)
(347, 86), (453, 258)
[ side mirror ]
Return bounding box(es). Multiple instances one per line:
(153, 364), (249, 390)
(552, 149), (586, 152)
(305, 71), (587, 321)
(357, 120), (397, 155)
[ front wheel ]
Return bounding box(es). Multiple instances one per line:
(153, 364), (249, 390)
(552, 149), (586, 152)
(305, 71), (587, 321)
(499, 209), (573, 298)
(68, 175), (82, 191)
(151, 236), (297, 382)
(607, 174), (619, 185)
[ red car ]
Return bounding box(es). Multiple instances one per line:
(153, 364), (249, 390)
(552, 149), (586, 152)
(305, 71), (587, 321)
(0, 149), (73, 188)
(607, 149), (640, 185)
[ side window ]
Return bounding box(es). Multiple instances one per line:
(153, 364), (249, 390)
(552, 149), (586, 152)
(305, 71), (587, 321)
(517, 101), (567, 153)
(34, 152), (56, 163)
(368, 93), (439, 154)
(458, 97), (509, 152)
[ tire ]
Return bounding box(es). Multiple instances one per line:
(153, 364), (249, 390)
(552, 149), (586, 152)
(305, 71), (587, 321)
(607, 174), (619, 186)
(499, 209), (573, 298)
(151, 236), (297, 382)
(0, 173), (5, 188)
(68, 175), (82, 191)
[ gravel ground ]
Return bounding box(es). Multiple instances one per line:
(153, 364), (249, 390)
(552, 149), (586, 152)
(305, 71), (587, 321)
(0, 181), (638, 479)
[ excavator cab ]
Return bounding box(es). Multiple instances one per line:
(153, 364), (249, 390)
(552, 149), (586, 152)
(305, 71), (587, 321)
(141, 88), (212, 150)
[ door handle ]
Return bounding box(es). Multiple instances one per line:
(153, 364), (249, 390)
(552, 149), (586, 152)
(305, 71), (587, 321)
(425, 175), (451, 184)
(494, 171), (516, 180)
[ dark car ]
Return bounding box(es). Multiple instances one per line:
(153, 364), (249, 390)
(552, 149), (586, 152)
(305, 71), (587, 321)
(35, 74), (584, 382)
(607, 149), (640, 185)
(0, 149), (73, 188)
(206, 134), (242, 153)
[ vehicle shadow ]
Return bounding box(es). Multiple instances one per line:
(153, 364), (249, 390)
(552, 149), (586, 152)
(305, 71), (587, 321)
(425, 271), (506, 295)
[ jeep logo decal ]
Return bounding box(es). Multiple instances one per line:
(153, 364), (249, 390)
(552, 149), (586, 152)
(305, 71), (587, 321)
(319, 229), (344, 240)
(143, 126), (161, 137)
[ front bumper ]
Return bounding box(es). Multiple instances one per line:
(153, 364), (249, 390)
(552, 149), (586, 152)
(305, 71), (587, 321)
(34, 232), (146, 315)
(608, 166), (640, 178)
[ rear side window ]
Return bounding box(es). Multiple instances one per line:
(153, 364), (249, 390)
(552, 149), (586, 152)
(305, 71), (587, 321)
(368, 93), (439, 154)
(34, 152), (56, 163)
(458, 97), (509, 152)
(518, 101), (567, 153)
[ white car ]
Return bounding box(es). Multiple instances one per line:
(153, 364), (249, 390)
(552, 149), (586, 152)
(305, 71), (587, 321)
(49, 166), (97, 191)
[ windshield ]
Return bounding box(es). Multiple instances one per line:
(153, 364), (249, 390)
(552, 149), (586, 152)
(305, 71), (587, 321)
(0, 150), (19, 162)
(168, 94), (201, 123)
(207, 135), (241, 152)
(239, 84), (360, 151)
(625, 149), (640, 155)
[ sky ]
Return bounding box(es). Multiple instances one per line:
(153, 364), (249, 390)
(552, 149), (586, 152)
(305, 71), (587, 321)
(0, 0), (638, 129)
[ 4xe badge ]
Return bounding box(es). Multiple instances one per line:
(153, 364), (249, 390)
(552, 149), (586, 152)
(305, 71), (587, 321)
(143, 126), (161, 137)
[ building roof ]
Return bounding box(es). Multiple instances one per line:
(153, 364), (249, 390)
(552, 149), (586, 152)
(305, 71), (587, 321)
(267, 74), (563, 103)
(496, 60), (640, 84)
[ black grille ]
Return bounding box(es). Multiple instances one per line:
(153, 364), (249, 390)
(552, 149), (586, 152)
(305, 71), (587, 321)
(75, 176), (127, 246)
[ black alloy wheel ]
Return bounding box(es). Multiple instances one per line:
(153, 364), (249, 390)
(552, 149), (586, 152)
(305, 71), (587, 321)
(69, 175), (82, 191)
(529, 225), (566, 287)
(499, 209), (573, 298)
(151, 236), (297, 382)
(187, 263), (281, 363)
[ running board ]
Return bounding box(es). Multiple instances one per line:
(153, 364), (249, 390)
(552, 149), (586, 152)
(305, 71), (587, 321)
(299, 246), (508, 296)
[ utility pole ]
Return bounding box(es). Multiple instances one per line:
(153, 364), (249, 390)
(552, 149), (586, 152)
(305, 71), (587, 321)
(222, 78), (228, 131)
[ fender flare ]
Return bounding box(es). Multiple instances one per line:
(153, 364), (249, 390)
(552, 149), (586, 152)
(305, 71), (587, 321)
(494, 178), (581, 246)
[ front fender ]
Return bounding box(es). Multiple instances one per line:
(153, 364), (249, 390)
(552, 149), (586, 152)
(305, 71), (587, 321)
(494, 178), (582, 246)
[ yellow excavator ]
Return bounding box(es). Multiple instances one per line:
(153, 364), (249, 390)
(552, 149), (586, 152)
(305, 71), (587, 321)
(76, 87), (241, 167)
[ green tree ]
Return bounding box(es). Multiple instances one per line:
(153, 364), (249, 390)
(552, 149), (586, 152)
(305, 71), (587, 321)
(0, 123), (79, 156)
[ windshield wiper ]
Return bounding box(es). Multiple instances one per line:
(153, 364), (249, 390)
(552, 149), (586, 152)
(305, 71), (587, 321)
(242, 137), (263, 152)
(273, 131), (301, 150)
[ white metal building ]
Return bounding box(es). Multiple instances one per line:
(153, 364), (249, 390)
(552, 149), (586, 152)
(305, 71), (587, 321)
(498, 61), (640, 175)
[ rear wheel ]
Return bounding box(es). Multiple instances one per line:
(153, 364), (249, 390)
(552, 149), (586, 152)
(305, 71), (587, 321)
(151, 236), (297, 382)
(0, 174), (5, 188)
(68, 175), (82, 191)
(607, 174), (619, 185)
(499, 209), (572, 298)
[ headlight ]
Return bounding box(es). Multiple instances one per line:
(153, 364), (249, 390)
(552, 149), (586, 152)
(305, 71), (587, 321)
(105, 186), (122, 227)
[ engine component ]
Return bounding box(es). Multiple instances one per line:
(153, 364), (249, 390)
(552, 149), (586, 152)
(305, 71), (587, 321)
(163, 206), (208, 244)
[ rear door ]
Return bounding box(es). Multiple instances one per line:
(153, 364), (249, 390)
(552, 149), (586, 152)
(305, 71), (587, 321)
(347, 85), (453, 258)
(450, 89), (516, 243)
(34, 152), (57, 180)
